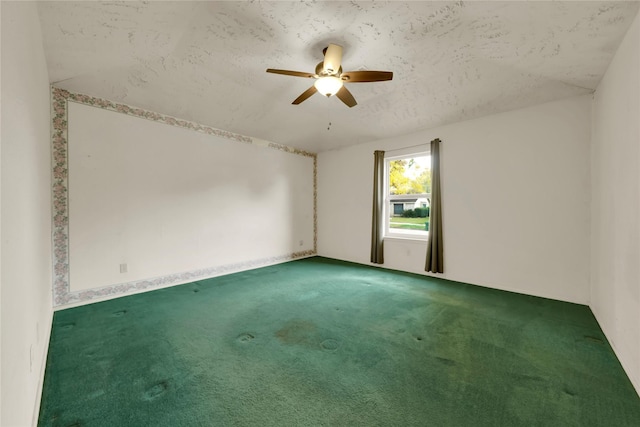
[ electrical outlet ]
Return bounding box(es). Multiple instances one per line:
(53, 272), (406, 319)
(120, 263), (128, 273)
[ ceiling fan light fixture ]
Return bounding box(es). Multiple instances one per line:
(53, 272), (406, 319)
(314, 76), (343, 97)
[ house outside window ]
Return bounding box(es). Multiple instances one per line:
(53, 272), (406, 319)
(385, 151), (431, 239)
(393, 203), (404, 216)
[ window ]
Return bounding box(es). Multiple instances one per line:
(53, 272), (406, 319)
(385, 151), (431, 239)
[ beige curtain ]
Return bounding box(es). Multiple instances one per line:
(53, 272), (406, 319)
(425, 138), (443, 273)
(370, 150), (385, 264)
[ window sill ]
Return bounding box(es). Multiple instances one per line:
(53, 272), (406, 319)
(384, 235), (428, 244)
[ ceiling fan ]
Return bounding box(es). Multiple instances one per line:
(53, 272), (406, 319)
(266, 44), (393, 108)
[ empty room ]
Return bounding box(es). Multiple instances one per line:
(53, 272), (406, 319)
(2, 1), (640, 425)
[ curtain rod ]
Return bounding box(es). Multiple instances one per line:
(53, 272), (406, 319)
(384, 138), (440, 155)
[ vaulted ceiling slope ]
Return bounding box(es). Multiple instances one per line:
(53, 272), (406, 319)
(38, 1), (639, 152)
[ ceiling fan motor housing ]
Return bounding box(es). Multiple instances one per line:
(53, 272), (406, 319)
(315, 62), (342, 77)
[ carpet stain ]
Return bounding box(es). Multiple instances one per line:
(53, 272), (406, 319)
(237, 332), (255, 343)
(142, 380), (169, 401)
(111, 310), (127, 317)
(275, 319), (317, 346)
(563, 387), (577, 397)
(435, 357), (456, 366)
(320, 339), (339, 352)
(60, 323), (75, 331)
(584, 335), (604, 344)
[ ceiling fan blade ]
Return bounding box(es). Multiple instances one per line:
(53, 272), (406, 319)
(292, 86), (318, 105)
(341, 71), (393, 83)
(336, 86), (357, 108)
(323, 44), (343, 75)
(266, 69), (315, 79)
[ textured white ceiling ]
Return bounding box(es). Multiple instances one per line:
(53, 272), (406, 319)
(38, 1), (639, 152)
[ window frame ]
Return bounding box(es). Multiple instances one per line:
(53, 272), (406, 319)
(384, 149), (431, 241)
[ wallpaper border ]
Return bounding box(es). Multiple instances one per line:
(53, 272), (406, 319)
(51, 86), (317, 307)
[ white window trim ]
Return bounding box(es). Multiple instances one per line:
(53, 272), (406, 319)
(384, 149), (430, 241)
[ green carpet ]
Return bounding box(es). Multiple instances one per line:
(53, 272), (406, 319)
(39, 257), (640, 426)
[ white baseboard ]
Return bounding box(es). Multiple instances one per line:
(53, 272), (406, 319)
(54, 253), (317, 311)
(31, 309), (53, 427)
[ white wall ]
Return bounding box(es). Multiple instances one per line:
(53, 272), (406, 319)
(591, 9), (640, 394)
(318, 95), (591, 304)
(66, 102), (314, 295)
(1, 2), (53, 426)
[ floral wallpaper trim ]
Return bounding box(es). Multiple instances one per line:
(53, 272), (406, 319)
(52, 88), (317, 157)
(56, 251), (316, 307)
(51, 86), (317, 307)
(313, 155), (318, 253)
